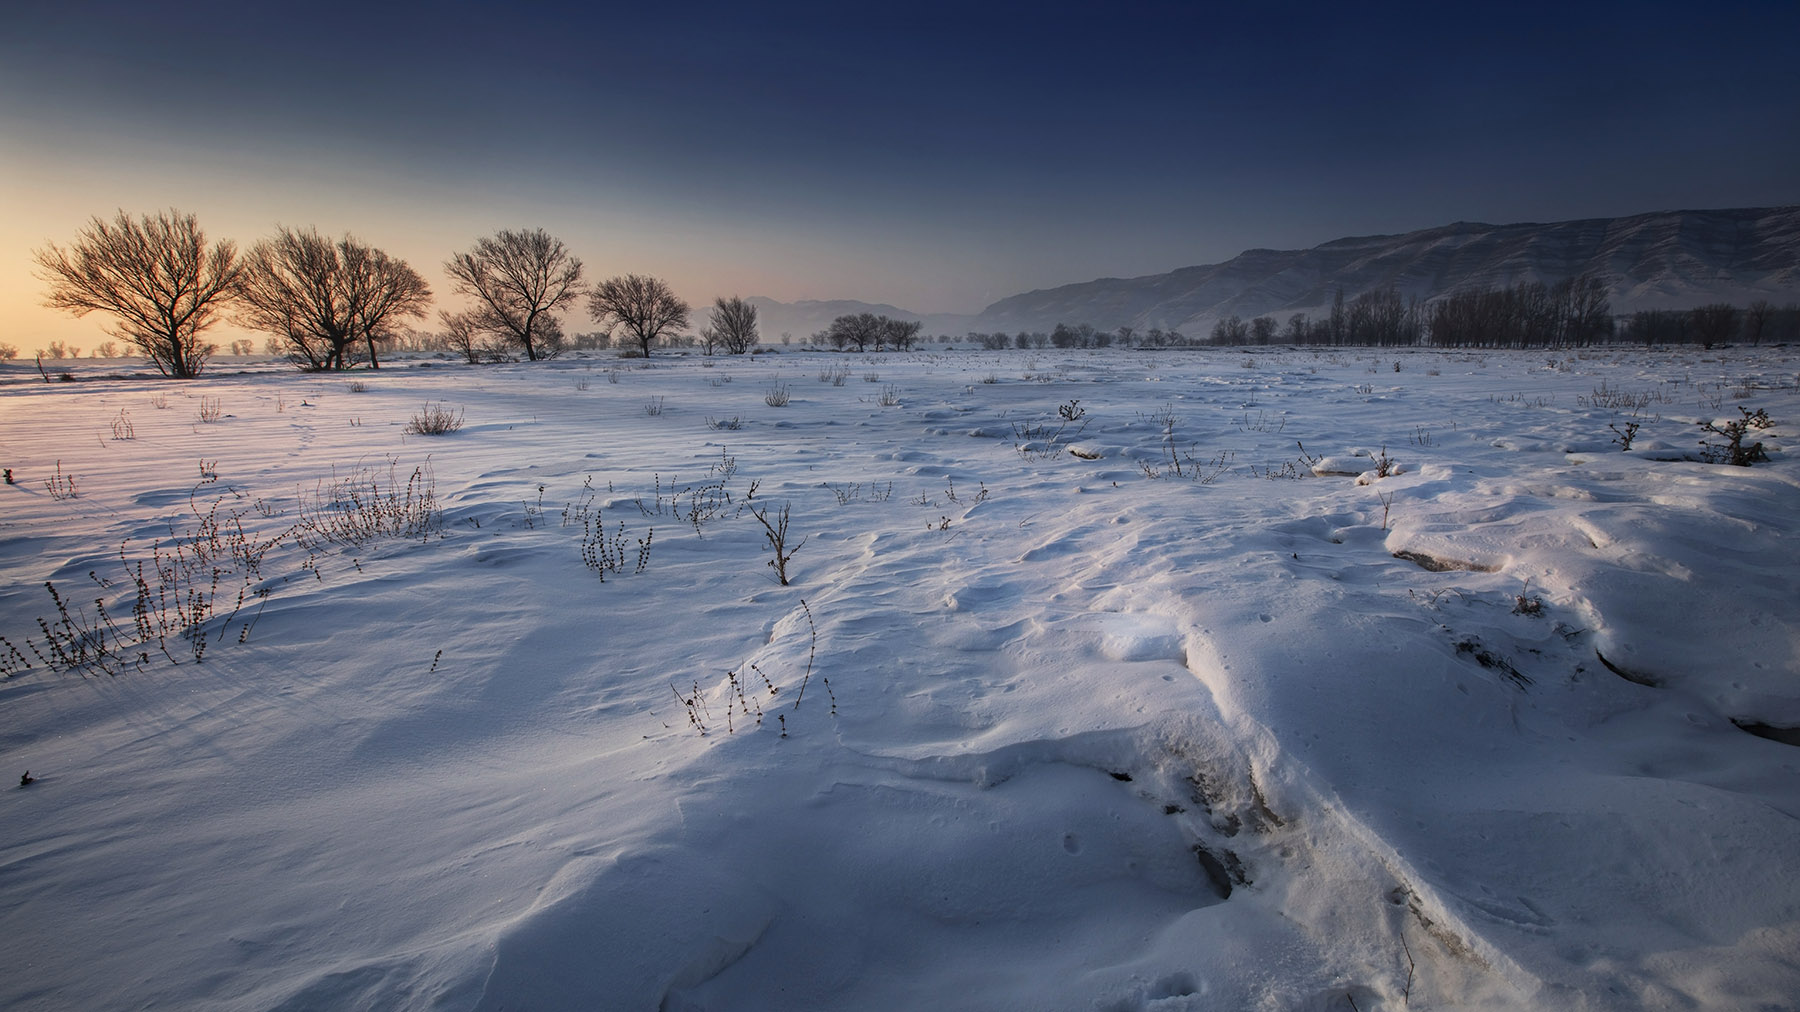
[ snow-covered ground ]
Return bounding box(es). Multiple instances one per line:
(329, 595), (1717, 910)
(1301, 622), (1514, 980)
(3, 346), (1797, 1011)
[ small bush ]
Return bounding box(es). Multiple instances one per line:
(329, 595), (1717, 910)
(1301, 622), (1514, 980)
(294, 460), (441, 547)
(1139, 420), (1232, 483)
(580, 508), (653, 581)
(751, 501), (805, 585)
(405, 402), (464, 435)
(1, 480), (317, 677)
(765, 384), (791, 407)
(44, 460), (79, 500)
(1699, 407), (1772, 466)
(1012, 414), (1088, 461)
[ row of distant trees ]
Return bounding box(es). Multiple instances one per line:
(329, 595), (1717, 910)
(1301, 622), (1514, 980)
(28, 211), (1798, 377)
(966, 324), (1188, 350)
(971, 280), (1799, 350)
(30, 209), (760, 377)
(1614, 301), (1799, 348)
(1205, 278), (1614, 348)
(814, 312), (923, 352)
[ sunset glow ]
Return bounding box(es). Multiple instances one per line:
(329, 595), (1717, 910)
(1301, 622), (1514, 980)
(6, 1), (1796, 350)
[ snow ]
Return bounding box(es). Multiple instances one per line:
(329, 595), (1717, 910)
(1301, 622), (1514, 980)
(3, 346), (1798, 1011)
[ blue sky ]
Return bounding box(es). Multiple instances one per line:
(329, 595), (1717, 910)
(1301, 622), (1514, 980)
(4, 0), (1796, 345)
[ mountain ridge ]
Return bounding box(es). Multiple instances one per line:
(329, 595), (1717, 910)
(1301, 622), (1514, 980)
(747, 206), (1799, 338)
(970, 206), (1800, 335)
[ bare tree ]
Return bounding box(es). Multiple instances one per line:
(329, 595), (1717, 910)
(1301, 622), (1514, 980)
(880, 316), (922, 351)
(237, 227), (430, 371)
(344, 243), (432, 368)
(703, 295), (760, 355)
(237, 227), (349, 370)
(33, 209), (241, 378)
(1688, 303), (1740, 350)
(589, 274), (689, 357)
(441, 309), (493, 363)
(1744, 299), (1773, 346)
(445, 229), (583, 361)
(695, 323), (722, 356)
(1561, 274), (1613, 346)
(820, 312), (882, 352)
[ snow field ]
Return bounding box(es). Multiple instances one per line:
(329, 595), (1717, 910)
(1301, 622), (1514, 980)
(2, 346), (1797, 1010)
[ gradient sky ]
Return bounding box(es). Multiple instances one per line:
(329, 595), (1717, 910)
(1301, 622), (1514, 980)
(4, 0), (1797, 349)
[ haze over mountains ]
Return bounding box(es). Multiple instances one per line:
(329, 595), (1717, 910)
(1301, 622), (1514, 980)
(751, 206), (1800, 340)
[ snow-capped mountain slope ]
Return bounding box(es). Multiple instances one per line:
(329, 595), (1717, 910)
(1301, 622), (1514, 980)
(969, 206), (1800, 335)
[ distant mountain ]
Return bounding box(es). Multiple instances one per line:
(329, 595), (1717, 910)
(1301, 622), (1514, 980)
(968, 206), (1800, 336)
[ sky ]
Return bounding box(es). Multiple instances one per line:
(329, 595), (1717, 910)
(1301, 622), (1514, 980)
(3, 0), (1797, 349)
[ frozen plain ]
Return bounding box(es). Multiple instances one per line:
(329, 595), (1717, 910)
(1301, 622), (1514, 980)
(2, 346), (1797, 1011)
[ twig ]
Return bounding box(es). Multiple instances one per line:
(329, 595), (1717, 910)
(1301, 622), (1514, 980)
(791, 598), (818, 709)
(1401, 929), (1415, 1006)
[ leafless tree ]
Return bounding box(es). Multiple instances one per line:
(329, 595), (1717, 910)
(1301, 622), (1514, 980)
(1744, 299), (1773, 345)
(441, 309), (496, 363)
(695, 323), (722, 355)
(1688, 303), (1740, 350)
(33, 209), (242, 378)
(589, 274), (689, 357)
(237, 227), (347, 370)
(879, 316), (922, 351)
(445, 229), (583, 361)
(1560, 274), (1614, 345)
(704, 295), (760, 355)
(237, 227), (430, 371)
(820, 312), (882, 352)
(344, 243), (432, 368)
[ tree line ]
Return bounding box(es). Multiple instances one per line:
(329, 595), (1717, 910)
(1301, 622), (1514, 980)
(970, 279), (1799, 350)
(30, 209), (761, 377)
(29, 210), (1799, 377)
(814, 312), (922, 352)
(1614, 301), (1800, 348)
